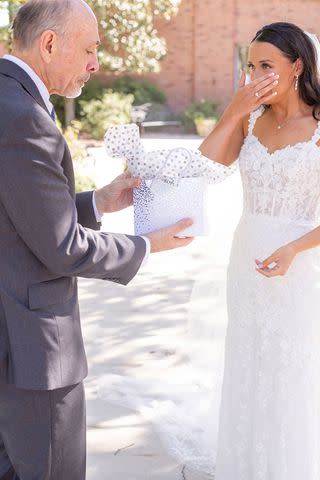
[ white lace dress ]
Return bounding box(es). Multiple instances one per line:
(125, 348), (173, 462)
(100, 107), (320, 479)
(215, 106), (320, 479)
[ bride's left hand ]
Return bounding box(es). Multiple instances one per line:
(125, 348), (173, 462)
(255, 243), (297, 277)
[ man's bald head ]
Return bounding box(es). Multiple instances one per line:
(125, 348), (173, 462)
(76, 0), (96, 18)
(12, 0), (96, 51)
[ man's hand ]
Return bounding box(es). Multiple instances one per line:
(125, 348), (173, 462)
(144, 219), (194, 253)
(95, 172), (141, 214)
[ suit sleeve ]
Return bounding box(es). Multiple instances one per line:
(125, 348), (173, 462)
(76, 191), (101, 231)
(0, 112), (146, 285)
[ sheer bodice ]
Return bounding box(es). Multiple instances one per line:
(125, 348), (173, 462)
(239, 106), (320, 224)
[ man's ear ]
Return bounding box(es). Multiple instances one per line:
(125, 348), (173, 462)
(39, 30), (57, 64)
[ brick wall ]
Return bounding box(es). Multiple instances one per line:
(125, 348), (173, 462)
(1, 0), (320, 114)
(138, 0), (320, 113)
(139, 0), (195, 115)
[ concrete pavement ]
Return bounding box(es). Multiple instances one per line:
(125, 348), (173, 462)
(81, 136), (243, 479)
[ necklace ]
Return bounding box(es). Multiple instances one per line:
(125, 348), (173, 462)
(273, 111), (301, 130)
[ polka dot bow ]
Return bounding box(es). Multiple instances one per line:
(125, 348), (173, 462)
(104, 124), (236, 186)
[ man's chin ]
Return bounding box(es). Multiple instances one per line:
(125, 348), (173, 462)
(66, 88), (83, 99)
(66, 88), (82, 98)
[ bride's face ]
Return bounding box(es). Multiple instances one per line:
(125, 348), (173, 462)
(247, 41), (301, 104)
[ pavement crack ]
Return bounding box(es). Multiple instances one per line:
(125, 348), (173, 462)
(114, 443), (135, 456)
(181, 465), (187, 480)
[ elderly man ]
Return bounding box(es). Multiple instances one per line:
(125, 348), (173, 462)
(0, 0), (193, 478)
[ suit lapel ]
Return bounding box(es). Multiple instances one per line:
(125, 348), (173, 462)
(0, 58), (76, 196)
(0, 58), (50, 115)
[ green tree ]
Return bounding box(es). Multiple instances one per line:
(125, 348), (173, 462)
(0, 0), (181, 122)
(0, 0), (23, 48)
(1, 0), (180, 73)
(87, 0), (180, 73)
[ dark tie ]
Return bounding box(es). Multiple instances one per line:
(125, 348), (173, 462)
(50, 107), (56, 123)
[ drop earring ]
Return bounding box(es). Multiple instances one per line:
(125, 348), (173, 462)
(295, 75), (299, 91)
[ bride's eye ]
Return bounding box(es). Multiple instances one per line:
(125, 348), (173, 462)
(247, 63), (254, 71)
(262, 63), (271, 69)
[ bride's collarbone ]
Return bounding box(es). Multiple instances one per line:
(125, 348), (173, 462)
(253, 113), (320, 152)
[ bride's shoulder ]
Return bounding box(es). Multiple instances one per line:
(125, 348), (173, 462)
(242, 106), (266, 137)
(242, 114), (250, 137)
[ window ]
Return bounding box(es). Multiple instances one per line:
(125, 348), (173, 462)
(234, 45), (249, 89)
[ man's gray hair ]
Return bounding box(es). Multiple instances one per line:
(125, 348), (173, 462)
(12, 0), (73, 50)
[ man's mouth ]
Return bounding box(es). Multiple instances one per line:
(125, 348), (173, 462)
(79, 76), (90, 86)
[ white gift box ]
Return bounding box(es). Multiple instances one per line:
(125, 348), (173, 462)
(133, 177), (209, 237)
(104, 124), (236, 237)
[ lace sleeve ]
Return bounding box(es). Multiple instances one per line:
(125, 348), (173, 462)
(105, 124), (238, 186)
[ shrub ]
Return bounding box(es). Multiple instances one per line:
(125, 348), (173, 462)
(51, 78), (109, 125)
(51, 94), (65, 125)
(79, 77), (106, 102)
(79, 90), (134, 140)
(111, 76), (167, 105)
(63, 121), (87, 165)
(61, 121), (97, 192)
(75, 175), (97, 193)
(183, 99), (220, 132)
(75, 77), (109, 117)
(52, 77), (166, 126)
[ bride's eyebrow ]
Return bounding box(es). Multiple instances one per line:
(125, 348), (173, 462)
(247, 59), (274, 64)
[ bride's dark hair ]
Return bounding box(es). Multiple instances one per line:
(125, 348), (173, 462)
(251, 22), (320, 120)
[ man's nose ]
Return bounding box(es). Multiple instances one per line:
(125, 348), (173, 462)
(87, 57), (99, 74)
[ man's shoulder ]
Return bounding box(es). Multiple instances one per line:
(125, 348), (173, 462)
(0, 72), (34, 112)
(0, 73), (59, 138)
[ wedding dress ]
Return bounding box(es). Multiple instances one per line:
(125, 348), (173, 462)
(100, 106), (320, 479)
(215, 106), (320, 479)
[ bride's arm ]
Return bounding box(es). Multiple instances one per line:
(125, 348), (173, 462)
(199, 71), (279, 166)
(256, 226), (320, 278)
(199, 110), (244, 167)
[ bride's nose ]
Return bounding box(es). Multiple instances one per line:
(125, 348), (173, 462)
(252, 71), (267, 82)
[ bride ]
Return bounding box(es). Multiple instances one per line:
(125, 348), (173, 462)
(102, 22), (320, 479)
(200, 21), (320, 479)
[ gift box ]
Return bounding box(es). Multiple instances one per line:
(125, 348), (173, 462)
(104, 124), (236, 237)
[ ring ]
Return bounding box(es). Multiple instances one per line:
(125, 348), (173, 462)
(255, 91), (260, 98)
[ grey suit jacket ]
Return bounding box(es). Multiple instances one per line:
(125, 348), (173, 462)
(0, 59), (146, 390)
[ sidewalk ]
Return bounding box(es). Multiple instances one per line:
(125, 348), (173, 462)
(81, 137), (243, 479)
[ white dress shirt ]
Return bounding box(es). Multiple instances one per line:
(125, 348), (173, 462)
(3, 54), (150, 265)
